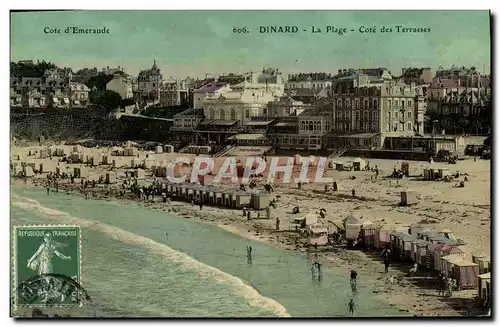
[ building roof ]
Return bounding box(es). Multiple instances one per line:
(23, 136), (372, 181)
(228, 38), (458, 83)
(194, 81), (228, 93)
(173, 108), (204, 118)
(391, 231), (416, 242)
(478, 272), (491, 279)
(228, 133), (269, 141)
(429, 78), (459, 89)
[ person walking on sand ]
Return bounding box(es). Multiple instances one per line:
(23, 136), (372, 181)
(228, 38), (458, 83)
(317, 262), (323, 281)
(348, 299), (356, 316)
(333, 181), (338, 192)
(311, 262), (317, 280)
(275, 218), (280, 230)
(46, 187), (50, 195)
(247, 211), (251, 221)
(384, 256), (390, 273)
(350, 269), (358, 289)
(352, 189), (356, 198)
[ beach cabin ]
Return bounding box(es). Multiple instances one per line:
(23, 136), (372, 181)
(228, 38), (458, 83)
(472, 254), (491, 274)
(438, 246), (466, 273)
(425, 243), (440, 270)
(39, 148), (50, 159)
(133, 168), (145, 179)
(448, 259), (479, 290)
(375, 224), (394, 249)
(308, 223), (329, 246)
(410, 239), (429, 263)
(251, 192), (269, 210)
(414, 240), (430, 265)
(124, 147), (138, 157)
(360, 221), (376, 247)
(391, 231), (416, 261)
(23, 165), (34, 177)
(105, 173), (116, 184)
(155, 145), (163, 154)
(344, 215), (361, 240)
(400, 190), (417, 206)
(222, 191), (232, 207)
(409, 223), (425, 237)
(234, 192), (251, 209)
(73, 166), (88, 179)
(352, 158), (366, 171)
(437, 168), (451, 179)
(423, 168), (438, 181)
(164, 145), (174, 153)
(478, 273), (491, 304)
(73, 145), (82, 153)
(327, 220), (345, 237)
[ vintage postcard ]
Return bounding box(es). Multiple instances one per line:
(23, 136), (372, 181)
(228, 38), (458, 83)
(10, 10), (491, 318)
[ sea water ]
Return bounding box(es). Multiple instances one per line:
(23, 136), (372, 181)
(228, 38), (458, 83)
(11, 186), (409, 317)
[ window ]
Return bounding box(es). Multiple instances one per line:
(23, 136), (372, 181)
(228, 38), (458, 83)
(209, 108), (215, 120)
(374, 111), (379, 120)
(360, 101), (364, 110)
(309, 122), (313, 131)
(231, 108), (237, 120)
(402, 100), (405, 108)
(407, 122), (412, 131)
(408, 100), (412, 107)
(245, 109), (250, 118)
(220, 110), (225, 120)
(346, 100), (351, 109)
(388, 100), (392, 109)
(374, 100), (378, 109)
(387, 123), (391, 132)
(369, 101), (373, 110)
(214, 109), (221, 120)
(407, 111), (412, 118)
(356, 100), (359, 109)
(263, 108), (267, 115)
(364, 100), (368, 109)
(395, 111), (398, 119)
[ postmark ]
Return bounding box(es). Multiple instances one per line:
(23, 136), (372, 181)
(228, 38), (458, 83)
(12, 225), (82, 308)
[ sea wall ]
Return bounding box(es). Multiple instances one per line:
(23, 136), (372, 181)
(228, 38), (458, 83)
(10, 107), (173, 142)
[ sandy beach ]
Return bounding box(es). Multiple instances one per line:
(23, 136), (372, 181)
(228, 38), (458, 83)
(10, 143), (491, 317)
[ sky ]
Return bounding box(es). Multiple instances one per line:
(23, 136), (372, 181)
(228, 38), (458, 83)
(10, 10), (491, 79)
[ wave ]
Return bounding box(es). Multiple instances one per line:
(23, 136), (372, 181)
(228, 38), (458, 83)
(10, 194), (291, 318)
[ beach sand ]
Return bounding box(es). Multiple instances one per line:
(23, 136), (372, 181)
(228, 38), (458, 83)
(10, 144), (491, 317)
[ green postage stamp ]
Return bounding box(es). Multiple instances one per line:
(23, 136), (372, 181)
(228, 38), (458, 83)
(12, 225), (82, 308)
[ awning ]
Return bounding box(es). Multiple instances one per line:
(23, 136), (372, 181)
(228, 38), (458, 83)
(74, 100), (80, 105)
(274, 122), (296, 127)
(63, 98), (69, 104)
(209, 120), (239, 126)
(199, 120), (214, 125)
(245, 120), (274, 126)
(53, 98), (59, 103)
(338, 133), (376, 139)
(228, 133), (269, 141)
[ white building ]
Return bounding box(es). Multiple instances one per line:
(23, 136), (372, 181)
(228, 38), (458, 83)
(70, 82), (90, 107)
(192, 81), (231, 109)
(203, 80), (284, 125)
(106, 74), (134, 100)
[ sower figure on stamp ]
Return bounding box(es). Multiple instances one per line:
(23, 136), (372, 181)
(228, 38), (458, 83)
(27, 233), (72, 302)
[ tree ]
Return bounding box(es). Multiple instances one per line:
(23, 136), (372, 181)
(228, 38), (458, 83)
(86, 73), (114, 92)
(10, 60), (57, 77)
(90, 90), (122, 112)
